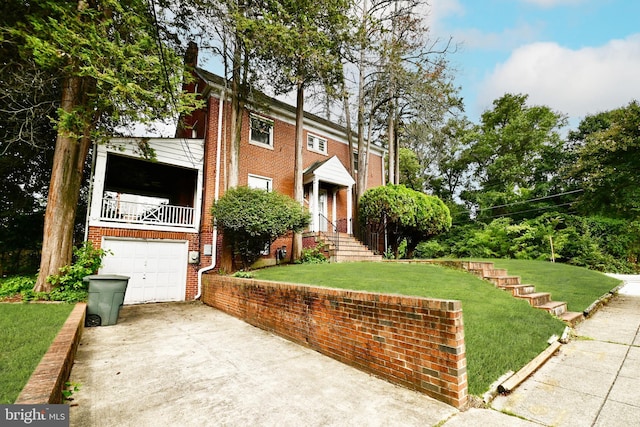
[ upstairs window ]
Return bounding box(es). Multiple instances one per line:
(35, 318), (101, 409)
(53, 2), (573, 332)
(250, 114), (273, 148)
(307, 133), (327, 154)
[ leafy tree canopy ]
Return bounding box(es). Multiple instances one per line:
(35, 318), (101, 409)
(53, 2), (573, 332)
(570, 100), (640, 220)
(359, 184), (451, 257)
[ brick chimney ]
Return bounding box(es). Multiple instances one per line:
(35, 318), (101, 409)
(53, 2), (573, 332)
(184, 41), (198, 69)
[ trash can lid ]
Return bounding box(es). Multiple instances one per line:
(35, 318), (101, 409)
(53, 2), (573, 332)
(83, 274), (130, 282)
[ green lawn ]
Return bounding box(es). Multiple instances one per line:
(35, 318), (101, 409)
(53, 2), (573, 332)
(488, 259), (621, 312)
(253, 262), (567, 396)
(0, 303), (74, 403)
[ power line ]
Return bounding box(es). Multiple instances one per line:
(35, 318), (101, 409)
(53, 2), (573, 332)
(476, 189), (584, 212)
(452, 190), (585, 225)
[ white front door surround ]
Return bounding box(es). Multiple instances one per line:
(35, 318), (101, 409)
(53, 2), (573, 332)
(304, 156), (355, 234)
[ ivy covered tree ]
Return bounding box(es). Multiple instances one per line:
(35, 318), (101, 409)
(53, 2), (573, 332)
(2, 0), (200, 291)
(359, 184), (451, 258)
(211, 187), (310, 270)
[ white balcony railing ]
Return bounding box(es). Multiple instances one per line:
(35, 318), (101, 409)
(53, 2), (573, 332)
(100, 198), (195, 228)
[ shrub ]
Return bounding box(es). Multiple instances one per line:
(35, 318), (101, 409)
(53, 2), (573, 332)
(47, 241), (111, 302)
(298, 245), (328, 264)
(212, 187), (310, 270)
(359, 184), (451, 258)
(414, 240), (447, 259)
(0, 275), (37, 299)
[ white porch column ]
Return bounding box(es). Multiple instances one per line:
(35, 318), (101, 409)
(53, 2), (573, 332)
(312, 177), (320, 232)
(332, 189), (337, 232)
(347, 184), (353, 234)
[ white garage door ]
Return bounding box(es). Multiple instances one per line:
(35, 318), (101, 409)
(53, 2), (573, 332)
(100, 238), (188, 304)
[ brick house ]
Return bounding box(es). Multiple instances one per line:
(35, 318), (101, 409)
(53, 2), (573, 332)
(85, 58), (386, 304)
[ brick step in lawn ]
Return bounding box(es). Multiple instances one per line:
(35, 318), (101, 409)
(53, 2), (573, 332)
(536, 300), (568, 317)
(500, 284), (537, 297)
(559, 311), (584, 325)
(427, 260), (586, 326)
(517, 292), (552, 307)
(486, 275), (522, 287)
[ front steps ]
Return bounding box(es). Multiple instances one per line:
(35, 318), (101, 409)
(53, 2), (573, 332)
(305, 232), (383, 262)
(461, 261), (584, 326)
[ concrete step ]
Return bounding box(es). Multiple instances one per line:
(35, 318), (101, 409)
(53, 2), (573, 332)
(486, 276), (521, 287)
(536, 301), (567, 317)
(335, 254), (383, 262)
(517, 292), (551, 307)
(500, 284), (536, 297)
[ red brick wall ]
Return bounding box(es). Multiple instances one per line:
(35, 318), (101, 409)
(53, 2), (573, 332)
(201, 275), (468, 408)
(199, 93), (386, 268)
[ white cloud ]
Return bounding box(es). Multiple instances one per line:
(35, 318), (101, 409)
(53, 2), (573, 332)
(451, 23), (541, 51)
(520, 0), (585, 7)
(477, 34), (640, 120)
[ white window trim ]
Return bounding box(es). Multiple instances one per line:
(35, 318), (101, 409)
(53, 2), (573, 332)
(247, 173), (273, 192)
(249, 114), (274, 149)
(307, 133), (328, 155)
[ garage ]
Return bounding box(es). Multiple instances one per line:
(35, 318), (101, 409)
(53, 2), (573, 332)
(99, 238), (188, 304)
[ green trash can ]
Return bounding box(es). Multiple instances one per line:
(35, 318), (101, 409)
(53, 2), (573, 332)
(84, 274), (130, 326)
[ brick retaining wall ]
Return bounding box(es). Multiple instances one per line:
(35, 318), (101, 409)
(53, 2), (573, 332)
(202, 276), (467, 408)
(16, 303), (86, 404)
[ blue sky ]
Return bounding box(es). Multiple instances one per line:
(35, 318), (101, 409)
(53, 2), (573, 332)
(427, 0), (640, 126)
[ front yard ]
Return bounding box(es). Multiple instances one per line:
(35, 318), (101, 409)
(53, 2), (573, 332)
(0, 303), (74, 403)
(253, 261), (619, 396)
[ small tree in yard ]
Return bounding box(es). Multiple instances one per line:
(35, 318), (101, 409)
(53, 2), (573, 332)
(212, 187), (311, 270)
(359, 184), (451, 258)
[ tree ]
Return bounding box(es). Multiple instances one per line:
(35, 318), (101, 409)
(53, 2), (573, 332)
(3, 0), (199, 291)
(359, 184), (451, 258)
(569, 101), (640, 220)
(461, 93), (569, 221)
(248, 0), (350, 260)
(211, 186), (310, 269)
(397, 148), (424, 191)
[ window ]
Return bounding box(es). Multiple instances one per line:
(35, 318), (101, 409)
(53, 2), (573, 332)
(248, 174), (272, 191)
(353, 151), (359, 172)
(250, 115), (273, 147)
(307, 133), (327, 154)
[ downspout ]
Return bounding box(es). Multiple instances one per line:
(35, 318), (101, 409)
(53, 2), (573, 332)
(196, 89), (224, 299)
(83, 142), (98, 242)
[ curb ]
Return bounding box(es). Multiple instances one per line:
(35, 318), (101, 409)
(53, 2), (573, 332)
(15, 302), (86, 404)
(583, 284), (625, 318)
(497, 341), (562, 394)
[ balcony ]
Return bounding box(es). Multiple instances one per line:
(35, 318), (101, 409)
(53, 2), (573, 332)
(100, 196), (195, 228)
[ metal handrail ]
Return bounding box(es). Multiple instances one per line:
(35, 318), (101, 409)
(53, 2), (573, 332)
(318, 213), (341, 252)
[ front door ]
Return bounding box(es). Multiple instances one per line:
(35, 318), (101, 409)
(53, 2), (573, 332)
(318, 190), (328, 232)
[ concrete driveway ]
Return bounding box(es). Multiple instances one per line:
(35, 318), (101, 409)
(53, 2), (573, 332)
(69, 302), (461, 426)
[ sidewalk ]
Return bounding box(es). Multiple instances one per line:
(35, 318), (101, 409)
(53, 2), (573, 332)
(491, 275), (640, 426)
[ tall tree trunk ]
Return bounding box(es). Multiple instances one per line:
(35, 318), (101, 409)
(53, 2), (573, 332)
(292, 80), (305, 260)
(34, 75), (92, 292)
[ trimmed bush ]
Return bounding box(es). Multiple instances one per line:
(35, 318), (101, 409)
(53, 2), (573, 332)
(212, 187), (310, 269)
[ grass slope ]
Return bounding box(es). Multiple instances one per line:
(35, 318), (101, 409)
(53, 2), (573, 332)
(254, 262), (566, 396)
(0, 303), (74, 403)
(487, 259), (622, 312)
